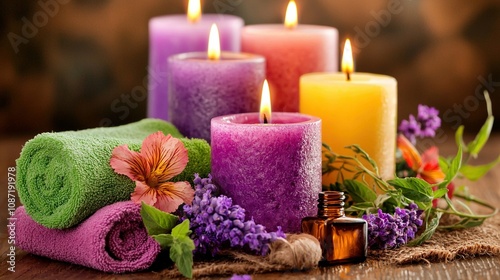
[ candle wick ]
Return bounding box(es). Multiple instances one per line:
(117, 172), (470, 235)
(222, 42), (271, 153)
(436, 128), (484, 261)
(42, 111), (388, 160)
(346, 72), (351, 81)
(263, 114), (268, 124)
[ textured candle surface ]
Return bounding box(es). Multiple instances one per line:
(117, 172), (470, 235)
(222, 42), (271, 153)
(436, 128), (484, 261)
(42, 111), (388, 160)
(211, 113), (322, 232)
(242, 24), (338, 112)
(300, 73), (397, 186)
(148, 14), (243, 120)
(169, 52), (265, 142)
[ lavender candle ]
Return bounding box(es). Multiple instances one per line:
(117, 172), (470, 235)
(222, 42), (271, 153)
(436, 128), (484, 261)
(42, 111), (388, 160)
(168, 45), (265, 141)
(211, 112), (322, 232)
(148, 12), (243, 121)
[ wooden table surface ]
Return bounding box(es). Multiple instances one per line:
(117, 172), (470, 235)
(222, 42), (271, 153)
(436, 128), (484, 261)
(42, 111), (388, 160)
(1, 133), (500, 280)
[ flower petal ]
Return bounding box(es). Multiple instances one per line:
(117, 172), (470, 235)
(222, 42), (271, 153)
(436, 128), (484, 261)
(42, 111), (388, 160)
(140, 132), (189, 181)
(421, 146), (440, 170)
(447, 182), (456, 199)
(110, 144), (149, 181)
(397, 134), (422, 171)
(131, 181), (158, 205)
(419, 169), (445, 184)
(154, 181), (195, 213)
(418, 146), (445, 184)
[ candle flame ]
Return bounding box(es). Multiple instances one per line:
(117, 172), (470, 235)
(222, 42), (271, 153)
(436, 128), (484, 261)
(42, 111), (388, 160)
(207, 23), (221, 60)
(259, 80), (272, 124)
(284, 0), (298, 29)
(187, 0), (201, 23)
(341, 39), (354, 81)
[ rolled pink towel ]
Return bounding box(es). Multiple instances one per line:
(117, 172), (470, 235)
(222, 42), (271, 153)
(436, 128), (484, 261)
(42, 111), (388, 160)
(15, 201), (161, 273)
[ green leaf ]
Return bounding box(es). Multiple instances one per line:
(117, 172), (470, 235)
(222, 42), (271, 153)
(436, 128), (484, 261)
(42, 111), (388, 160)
(345, 202), (375, 216)
(455, 125), (467, 152)
(140, 202), (179, 236)
(177, 235), (196, 250)
(467, 91), (494, 158)
(448, 145), (463, 180)
(438, 156), (450, 175)
(433, 188), (448, 199)
(439, 218), (486, 230)
(458, 218), (485, 228)
(467, 116), (494, 158)
(343, 180), (377, 203)
(172, 219), (191, 238)
(379, 189), (412, 213)
(455, 218), (485, 229)
(153, 234), (174, 249)
(374, 194), (391, 208)
(346, 145), (379, 174)
(170, 236), (195, 279)
(152, 219), (195, 278)
(388, 177), (433, 203)
(322, 142), (333, 151)
(460, 156), (500, 181)
(408, 211), (442, 246)
(438, 145), (462, 190)
(414, 201), (431, 211)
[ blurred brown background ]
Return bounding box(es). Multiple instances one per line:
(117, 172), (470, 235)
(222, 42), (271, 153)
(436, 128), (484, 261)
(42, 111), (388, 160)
(1, 0), (499, 135)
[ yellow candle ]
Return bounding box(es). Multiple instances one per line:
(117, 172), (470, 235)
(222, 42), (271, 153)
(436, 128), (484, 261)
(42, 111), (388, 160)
(299, 39), (397, 186)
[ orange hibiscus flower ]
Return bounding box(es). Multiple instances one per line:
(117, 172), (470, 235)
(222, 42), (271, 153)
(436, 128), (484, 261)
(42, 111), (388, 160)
(110, 132), (194, 213)
(397, 134), (445, 184)
(397, 134), (455, 207)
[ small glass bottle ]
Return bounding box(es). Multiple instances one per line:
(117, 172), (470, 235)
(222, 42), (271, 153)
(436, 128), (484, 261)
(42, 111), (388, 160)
(301, 191), (367, 265)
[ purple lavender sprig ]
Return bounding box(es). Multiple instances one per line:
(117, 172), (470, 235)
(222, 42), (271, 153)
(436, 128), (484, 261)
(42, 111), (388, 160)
(362, 203), (424, 249)
(417, 105), (441, 137)
(182, 174), (286, 256)
(399, 105), (441, 144)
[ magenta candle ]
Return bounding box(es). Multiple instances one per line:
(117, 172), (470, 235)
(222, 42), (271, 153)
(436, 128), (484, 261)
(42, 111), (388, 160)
(211, 113), (322, 232)
(168, 52), (265, 142)
(148, 14), (243, 120)
(242, 24), (338, 112)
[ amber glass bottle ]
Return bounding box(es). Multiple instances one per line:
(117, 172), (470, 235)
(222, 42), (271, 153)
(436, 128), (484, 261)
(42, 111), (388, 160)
(301, 191), (367, 265)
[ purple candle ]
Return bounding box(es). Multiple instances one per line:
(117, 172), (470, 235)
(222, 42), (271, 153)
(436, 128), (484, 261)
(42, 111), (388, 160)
(148, 11), (243, 120)
(211, 112), (322, 232)
(168, 25), (265, 141)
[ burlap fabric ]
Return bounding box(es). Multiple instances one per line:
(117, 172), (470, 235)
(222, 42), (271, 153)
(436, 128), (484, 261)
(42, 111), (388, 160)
(370, 214), (500, 264)
(160, 214), (500, 279)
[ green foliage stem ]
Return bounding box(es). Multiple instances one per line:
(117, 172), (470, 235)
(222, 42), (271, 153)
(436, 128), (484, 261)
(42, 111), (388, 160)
(322, 91), (498, 246)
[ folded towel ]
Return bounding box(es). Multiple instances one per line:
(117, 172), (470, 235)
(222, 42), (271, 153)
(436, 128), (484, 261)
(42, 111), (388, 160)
(16, 118), (211, 229)
(14, 201), (161, 273)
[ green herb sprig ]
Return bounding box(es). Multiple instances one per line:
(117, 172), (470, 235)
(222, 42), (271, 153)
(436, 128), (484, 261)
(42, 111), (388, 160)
(140, 202), (195, 278)
(323, 92), (498, 246)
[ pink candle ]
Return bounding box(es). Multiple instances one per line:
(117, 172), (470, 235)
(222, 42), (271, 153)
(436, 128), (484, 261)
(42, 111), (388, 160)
(242, 1), (338, 112)
(148, 2), (243, 120)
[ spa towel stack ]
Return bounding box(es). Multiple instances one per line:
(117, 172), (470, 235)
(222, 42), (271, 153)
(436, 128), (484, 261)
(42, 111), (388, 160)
(16, 118), (211, 229)
(14, 119), (211, 272)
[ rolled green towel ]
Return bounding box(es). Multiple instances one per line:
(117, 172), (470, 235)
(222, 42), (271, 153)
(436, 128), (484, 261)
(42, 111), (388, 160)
(16, 118), (211, 229)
